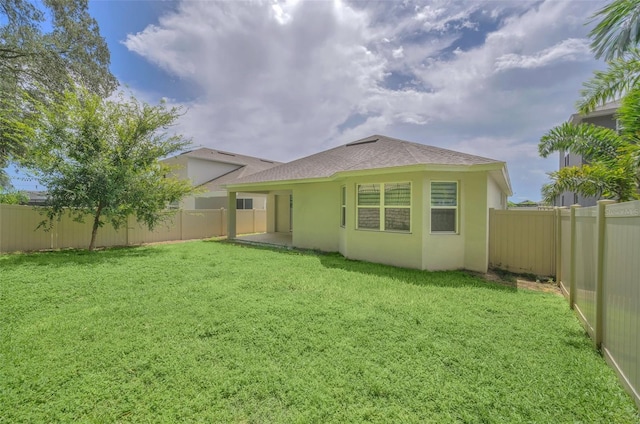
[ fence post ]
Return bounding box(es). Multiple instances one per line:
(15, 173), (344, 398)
(594, 199), (615, 348)
(555, 207), (562, 285)
(227, 192), (237, 239)
(221, 208), (226, 237)
(180, 210), (185, 240)
(252, 209), (256, 233)
(569, 204), (580, 309)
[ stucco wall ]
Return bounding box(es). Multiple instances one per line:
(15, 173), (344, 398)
(422, 172), (464, 270)
(233, 168), (502, 273)
(340, 172), (424, 269)
(275, 194), (291, 233)
(462, 172), (489, 273)
(292, 182), (340, 252)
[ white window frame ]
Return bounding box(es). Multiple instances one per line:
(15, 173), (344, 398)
(356, 182), (411, 233)
(430, 181), (459, 234)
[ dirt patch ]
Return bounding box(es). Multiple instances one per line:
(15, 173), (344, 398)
(478, 270), (563, 296)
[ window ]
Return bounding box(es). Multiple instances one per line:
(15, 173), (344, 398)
(431, 182), (458, 233)
(356, 183), (411, 232)
(236, 198), (253, 210)
(340, 186), (346, 227)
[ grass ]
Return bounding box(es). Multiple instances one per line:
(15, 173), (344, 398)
(1, 241), (638, 423)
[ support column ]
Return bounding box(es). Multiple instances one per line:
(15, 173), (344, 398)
(595, 199), (615, 347)
(227, 191), (237, 239)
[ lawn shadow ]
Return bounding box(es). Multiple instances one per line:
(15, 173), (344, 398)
(318, 253), (517, 293)
(220, 240), (516, 293)
(0, 245), (164, 269)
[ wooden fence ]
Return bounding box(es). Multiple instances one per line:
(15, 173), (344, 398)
(489, 201), (640, 409)
(0, 204), (266, 253)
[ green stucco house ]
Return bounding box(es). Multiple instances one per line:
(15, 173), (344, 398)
(224, 135), (512, 272)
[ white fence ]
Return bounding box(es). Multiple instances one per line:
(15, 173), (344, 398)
(0, 204), (266, 253)
(490, 201), (640, 409)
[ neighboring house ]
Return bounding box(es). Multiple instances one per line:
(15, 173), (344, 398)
(162, 148), (282, 210)
(556, 100), (620, 207)
(225, 135), (511, 273)
(25, 190), (47, 206)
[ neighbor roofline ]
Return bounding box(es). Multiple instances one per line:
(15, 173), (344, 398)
(569, 104), (619, 124)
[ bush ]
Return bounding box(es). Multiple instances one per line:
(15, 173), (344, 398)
(0, 189), (29, 205)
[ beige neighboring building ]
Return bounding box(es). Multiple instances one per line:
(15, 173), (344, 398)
(162, 148), (282, 210)
(225, 135), (512, 273)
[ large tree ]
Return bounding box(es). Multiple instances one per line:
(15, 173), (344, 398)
(0, 0), (116, 185)
(13, 88), (194, 251)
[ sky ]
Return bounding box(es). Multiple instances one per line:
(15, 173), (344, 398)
(8, 0), (609, 202)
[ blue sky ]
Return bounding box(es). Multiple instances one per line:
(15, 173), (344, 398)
(8, 0), (608, 202)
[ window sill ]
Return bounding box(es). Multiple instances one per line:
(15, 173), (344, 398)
(355, 228), (412, 234)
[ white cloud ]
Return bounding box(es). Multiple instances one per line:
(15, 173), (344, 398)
(122, 0), (607, 200)
(494, 38), (591, 72)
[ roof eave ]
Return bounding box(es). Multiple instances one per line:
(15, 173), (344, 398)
(226, 162), (508, 190)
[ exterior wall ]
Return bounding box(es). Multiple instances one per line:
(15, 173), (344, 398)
(275, 194), (291, 233)
(266, 193), (276, 233)
(234, 169), (501, 273)
(422, 171), (490, 272)
(462, 172), (490, 272)
(185, 157), (239, 186)
(487, 176), (505, 210)
(291, 182), (340, 252)
(341, 172), (424, 269)
(162, 156), (242, 209)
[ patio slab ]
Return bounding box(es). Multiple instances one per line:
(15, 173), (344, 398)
(235, 232), (293, 248)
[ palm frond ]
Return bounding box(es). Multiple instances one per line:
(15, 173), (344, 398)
(589, 0), (640, 60)
(615, 85), (640, 140)
(539, 122), (624, 161)
(577, 50), (640, 114)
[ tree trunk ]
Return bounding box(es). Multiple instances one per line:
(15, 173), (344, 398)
(89, 203), (103, 251)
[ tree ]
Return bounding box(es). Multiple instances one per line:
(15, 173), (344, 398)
(577, 49), (640, 113)
(0, 0), (116, 185)
(0, 188), (28, 205)
(13, 87), (194, 251)
(589, 0), (640, 61)
(539, 89), (640, 204)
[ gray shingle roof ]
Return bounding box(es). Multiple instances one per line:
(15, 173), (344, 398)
(179, 147), (279, 168)
(229, 135), (504, 185)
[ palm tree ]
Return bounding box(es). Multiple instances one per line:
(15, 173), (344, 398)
(541, 0), (640, 204)
(590, 0), (640, 61)
(539, 89), (640, 204)
(577, 49), (640, 113)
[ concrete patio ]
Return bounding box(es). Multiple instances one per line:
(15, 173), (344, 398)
(235, 232), (293, 248)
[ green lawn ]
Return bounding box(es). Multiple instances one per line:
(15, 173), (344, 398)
(1, 241), (638, 423)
